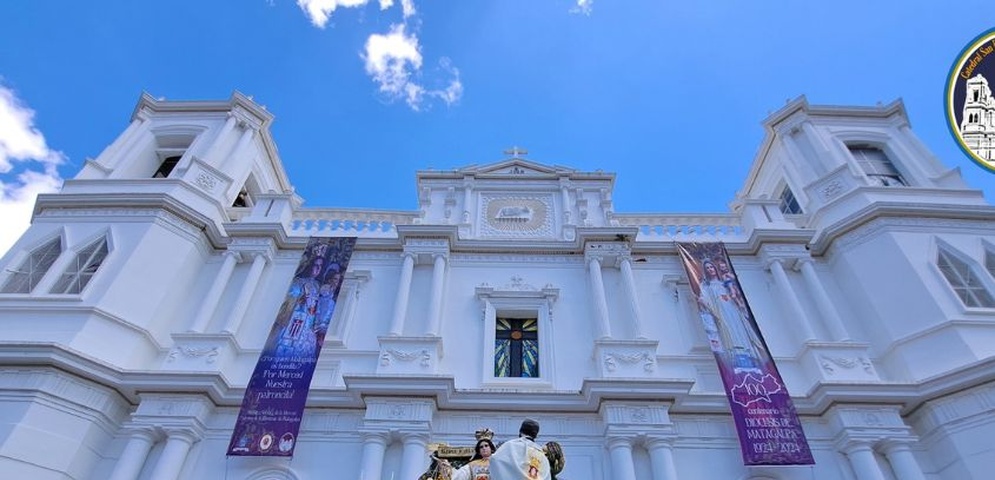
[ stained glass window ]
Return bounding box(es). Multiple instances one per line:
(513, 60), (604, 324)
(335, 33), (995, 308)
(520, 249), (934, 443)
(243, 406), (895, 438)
(494, 317), (539, 377)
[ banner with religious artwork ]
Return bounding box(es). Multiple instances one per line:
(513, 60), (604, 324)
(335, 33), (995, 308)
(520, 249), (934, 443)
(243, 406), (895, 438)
(228, 237), (357, 457)
(676, 242), (814, 465)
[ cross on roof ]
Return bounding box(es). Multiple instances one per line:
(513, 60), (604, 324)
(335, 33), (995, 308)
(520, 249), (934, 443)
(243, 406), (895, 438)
(503, 146), (528, 158)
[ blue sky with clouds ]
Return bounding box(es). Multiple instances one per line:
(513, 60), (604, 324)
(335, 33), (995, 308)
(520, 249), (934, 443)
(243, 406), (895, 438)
(1, 1), (994, 253)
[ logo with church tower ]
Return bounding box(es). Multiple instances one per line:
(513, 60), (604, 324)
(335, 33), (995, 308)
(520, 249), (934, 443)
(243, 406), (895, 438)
(947, 28), (995, 172)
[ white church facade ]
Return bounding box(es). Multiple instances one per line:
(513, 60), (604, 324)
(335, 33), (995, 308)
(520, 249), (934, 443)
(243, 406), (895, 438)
(961, 73), (995, 162)
(1, 93), (994, 480)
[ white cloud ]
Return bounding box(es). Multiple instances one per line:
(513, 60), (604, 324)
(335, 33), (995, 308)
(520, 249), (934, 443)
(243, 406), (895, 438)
(297, 0), (412, 27)
(296, 0), (373, 28)
(361, 24), (462, 110)
(430, 58), (463, 106)
(363, 24), (423, 104)
(399, 0), (416, 18)
(296, 0), (459, 110)
(571, 0), (593, 15)
(0, 84), (63, 257)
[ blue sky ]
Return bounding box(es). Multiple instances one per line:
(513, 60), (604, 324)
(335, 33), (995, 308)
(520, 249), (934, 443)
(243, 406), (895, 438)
(1, 1), (994, 253)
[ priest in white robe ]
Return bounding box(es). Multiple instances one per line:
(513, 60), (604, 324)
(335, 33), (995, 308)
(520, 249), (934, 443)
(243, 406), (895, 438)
(489, 419), (551, 480)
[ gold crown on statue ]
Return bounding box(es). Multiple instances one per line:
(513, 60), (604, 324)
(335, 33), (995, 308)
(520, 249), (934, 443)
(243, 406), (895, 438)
(474, 428), (494, 441)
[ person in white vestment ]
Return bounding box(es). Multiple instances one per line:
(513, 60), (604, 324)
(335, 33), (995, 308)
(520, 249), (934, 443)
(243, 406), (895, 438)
(489, 419), (551, 480)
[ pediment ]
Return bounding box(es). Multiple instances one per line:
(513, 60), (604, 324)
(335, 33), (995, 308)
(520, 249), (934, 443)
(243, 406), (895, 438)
(457, 159), (576, 177)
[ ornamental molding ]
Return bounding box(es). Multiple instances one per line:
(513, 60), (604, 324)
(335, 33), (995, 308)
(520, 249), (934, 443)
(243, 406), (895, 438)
(229, 237), (275, 247)
(759, 244), (808, 268)
(194, 171), (220, 193)
(365, 399), (435, 422)
(451, 254), (584, 266)
(806, 166), (857, 207)
(832, 217), (995, 254)
(379, 348), (432, 367)
(910, 382), (995, 434)
(475, 277), (560, 300)
(406, 238), (449, 248)
(585, 241), (631, 265)
(0, 368), (129, 422)
(38, 207), (161, 218)
(819, 355), (874, 376)
(134, 394), (214, 422)
(603, 351), (656, 373)
(830, 406), (907, 430)
(601, 403), (673, 428)
(167, 345), (220, 364)
(479, 194), (555, 238)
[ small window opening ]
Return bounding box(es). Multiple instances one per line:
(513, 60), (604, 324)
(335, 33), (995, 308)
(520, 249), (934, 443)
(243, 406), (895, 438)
(153, 155), (181, 178)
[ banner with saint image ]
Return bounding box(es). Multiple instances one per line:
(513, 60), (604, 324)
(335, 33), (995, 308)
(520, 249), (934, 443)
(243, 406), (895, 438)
(676, 242), (814, 465)
(228, 237), (356, 457)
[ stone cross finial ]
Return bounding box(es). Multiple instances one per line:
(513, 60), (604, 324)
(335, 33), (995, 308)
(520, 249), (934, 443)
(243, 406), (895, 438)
(504, 146), (528, 157)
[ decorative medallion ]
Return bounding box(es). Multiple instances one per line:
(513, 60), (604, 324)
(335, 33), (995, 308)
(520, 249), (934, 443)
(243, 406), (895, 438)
(479, 194), (554, 238)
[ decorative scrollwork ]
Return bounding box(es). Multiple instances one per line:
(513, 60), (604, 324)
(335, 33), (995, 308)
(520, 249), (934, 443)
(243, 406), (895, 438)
(604, 351), (656, 372)
(167, 345), (219, 364)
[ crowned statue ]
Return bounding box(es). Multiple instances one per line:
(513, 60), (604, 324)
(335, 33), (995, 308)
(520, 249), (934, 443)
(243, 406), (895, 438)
(420, 422), (564, 480)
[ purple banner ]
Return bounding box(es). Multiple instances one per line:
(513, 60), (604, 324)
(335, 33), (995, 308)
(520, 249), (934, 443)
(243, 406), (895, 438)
(228, 237), (357, 457)
(677, 242), (814, 465)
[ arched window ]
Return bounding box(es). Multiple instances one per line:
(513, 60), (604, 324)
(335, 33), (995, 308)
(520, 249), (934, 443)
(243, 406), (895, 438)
(778, 185), (802, 215)
(847, 145), (906, 186)
(1, 237), (62, 293)
(937, 248), (995, 308)
(50, 237), (109, 294)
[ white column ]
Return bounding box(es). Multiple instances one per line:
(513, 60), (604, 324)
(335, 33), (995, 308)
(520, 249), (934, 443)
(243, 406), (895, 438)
(399, 433), (429, 480)
(108, 428), (158, 480)
(462, 181), (473, 224)
(560, 179), (573, 224)
(619, 255), (645, 339)
(107, 115), (151, 169)
(188, 251), (240, 333)
(221, 252), (268, 335)
(797, 259), (850, 341)
(607, 437), (637, 480)
(768, 259), (817, 342)
(882, 442), (927, 480)
(148, 430), (198, 480)
(425, 253), (447, 336)
(220, 123), (256, 170)
(200, 113), (238, 165)
(803, 121), (850, 170)
(389, 252), (416, 336)
(359, 432), (389, 480)
(645, 438), (679, 480)
(588, 256), (612, 339)
(98, 116), (145, 165)
(844, 443), (887, 480)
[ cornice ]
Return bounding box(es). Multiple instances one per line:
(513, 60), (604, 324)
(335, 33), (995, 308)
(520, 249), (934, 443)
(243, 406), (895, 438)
(1, 343), (991, 418)
(33, 189), (229, 249)
(131, 91), (273, 127)
(809, 201), (995, 256)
